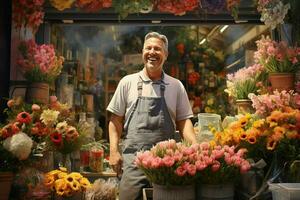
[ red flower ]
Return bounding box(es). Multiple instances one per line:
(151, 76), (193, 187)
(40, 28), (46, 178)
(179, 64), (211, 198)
(50, 132), (62, 146)
(12, 122), (22, 133)
(16, 112), (32, 124)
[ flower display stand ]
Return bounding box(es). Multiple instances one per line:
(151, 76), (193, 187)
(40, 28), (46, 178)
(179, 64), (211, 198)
(0, 172), (14, 200)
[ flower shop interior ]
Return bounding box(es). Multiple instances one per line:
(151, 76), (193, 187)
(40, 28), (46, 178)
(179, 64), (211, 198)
(1, 0), (300, 200)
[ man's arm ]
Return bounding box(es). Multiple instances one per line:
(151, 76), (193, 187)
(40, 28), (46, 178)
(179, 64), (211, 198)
(108, 113), (124, 174)
(176, 118), (197, 144)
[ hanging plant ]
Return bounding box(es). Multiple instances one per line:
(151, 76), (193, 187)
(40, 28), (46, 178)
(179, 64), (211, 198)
(50, 0), (75, 11)
(112, 0), (154, 19)
(156, 0), (199, 16)
(200, 0), (226, 13)
(12, 0), (45, 33)
(75, 0), (112, 12)
(226, 0), (240, 21)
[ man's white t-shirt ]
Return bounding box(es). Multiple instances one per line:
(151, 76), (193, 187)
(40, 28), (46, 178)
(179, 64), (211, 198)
(106, 70), (193, 128)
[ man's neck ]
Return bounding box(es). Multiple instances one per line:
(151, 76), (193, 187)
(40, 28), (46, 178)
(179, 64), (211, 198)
(144, 68), (162, 81)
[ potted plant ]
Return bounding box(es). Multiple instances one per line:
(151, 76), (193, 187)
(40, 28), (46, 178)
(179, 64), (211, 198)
(135, 140), (251, 200)
(225, 63), (267, 114)
(254, 36), (300, 91)
(17, 40), (64, 104)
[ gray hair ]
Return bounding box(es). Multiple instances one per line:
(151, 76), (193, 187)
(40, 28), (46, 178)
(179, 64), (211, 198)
(144, 32), (168, 52)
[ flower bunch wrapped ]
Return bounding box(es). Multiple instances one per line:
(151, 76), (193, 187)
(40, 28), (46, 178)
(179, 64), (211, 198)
(256, 0), (290, 29)
(156, 0), (199, 16)
(18, 40), (64, 84)
(44, 167), (91, 197)
(135, 140), (251, 185)
(76, 0), (112, 12)
(12, 0), (45, 32)
(50, 0), (75, 11)
(248, 90), (300, 116)
(112, 0), (153, 19)
(254, 36), (300, 73)
(225, 64), (267, 100)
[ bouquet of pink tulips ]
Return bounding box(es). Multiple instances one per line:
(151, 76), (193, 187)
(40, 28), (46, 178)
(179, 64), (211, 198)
(135, 140), (251, 185)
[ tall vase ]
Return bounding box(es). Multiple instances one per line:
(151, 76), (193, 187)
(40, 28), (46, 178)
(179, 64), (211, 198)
(58, 153), (72, 172)
(25, 82), (49, 104)
(269, 73), (295, 92)
(197, 183), (234, 200)
(235, 99), (254, 115)
(152, 184), (195, 200)
(0, 172), (14, 200)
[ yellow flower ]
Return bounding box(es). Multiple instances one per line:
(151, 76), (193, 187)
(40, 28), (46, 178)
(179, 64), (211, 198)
(204, 106), (211, 113)
(269, 122), (278, 128)
(47, 169), (61, 178)
(40, 109), (60, 126)
(79, 177), (91, 189)
(68, 180), (81, 191)
(44, 174), (55, 187)
(54, 179), (68, 196)
(267, 139), (277, 150)
(69, 172), (83, 181)
(58, 172), (68, 179)
(50, 0), (75, 11)
(247, 135), (257, 144)
(253, 119), (265, 128)
(209, 140), (216, 149)
(56, 121), (68, 133)
(238, 116), (248, 127)
(207, 98), (214, 105)
(65, 174), (75, 185)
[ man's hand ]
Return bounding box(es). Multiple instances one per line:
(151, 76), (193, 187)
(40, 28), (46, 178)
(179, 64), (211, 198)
(109, 151), (123, 175)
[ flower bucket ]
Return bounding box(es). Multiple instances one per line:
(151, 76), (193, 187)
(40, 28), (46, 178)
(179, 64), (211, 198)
(235, 99), (254, 114)
(0, 172), (14, 200)
(197, 183), (234, 200)
(153, 184), (195, 200)
(269, 73), (295, 92)
(26, 82), (49, 104)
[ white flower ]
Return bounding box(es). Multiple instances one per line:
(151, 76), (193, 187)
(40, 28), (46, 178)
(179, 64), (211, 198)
(56, 121), (68, 133)
(40, 109), (60, 126)
(3, 132), (33, 160)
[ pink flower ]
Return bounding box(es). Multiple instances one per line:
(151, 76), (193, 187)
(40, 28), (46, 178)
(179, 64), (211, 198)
(175, 166), (186, 177)
(162, 156), (175, 167)
(200, 142), (210, 151)
(32, 104), (40, 111)
(211, 161), (221, 172)
(236, 148), (248, 157)
(49, 96), (57, 103)
(195, 160), (207, 171)
(7, 99), (15, 108)
(151, 157), (162, 169)
(187, 164), (197, 176)
(240, 161), (251, 174)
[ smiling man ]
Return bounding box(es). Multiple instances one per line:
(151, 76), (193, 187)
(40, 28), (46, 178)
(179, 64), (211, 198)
(107, 32), (197, 200)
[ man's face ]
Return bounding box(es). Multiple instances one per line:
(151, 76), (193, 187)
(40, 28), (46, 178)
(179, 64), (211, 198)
(142, 37), (168, 73)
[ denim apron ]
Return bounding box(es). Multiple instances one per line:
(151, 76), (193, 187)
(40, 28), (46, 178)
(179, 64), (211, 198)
(119, 77), (175, 200)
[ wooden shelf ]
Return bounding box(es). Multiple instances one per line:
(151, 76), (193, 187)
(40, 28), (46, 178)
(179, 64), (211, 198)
(81, 171), (117, 178)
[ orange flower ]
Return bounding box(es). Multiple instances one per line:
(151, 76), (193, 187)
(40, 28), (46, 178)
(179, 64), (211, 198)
(286, 130), (298, 139)
(266, 111), (282, 124)
(239, 131), (248, 141)
(271, 126), (285, 141)
(247, 135), (257, 144)
(239, 116), (248, 127)
(267, 139), (277, 150)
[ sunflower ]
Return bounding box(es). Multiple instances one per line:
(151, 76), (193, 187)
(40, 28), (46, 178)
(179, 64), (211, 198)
(79, 177), (91, 189)
(16, 111), (32, 124)
(247, 135), (257, 144)
(55, 179), (68, 196)
(68, 180), (81, 191)
(47, 169), (61, 178)
(44, 174), (55, 187)
(59, 167), (67, 172)
(267, 139), (277, 150)
(69, 172), (83, 180)
(57, 172), (68, 179)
